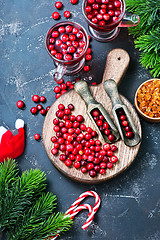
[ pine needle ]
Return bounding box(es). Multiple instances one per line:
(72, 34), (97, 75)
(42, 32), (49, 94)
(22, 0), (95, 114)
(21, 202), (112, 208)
(125, 0), (160, 77)
(0, 160), (72, 239)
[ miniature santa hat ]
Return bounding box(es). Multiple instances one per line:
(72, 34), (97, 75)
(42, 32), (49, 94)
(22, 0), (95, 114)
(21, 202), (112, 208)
(0, 119), (25, 162)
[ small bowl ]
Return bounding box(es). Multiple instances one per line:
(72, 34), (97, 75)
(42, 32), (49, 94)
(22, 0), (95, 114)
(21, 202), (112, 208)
(134, 79), (160, 123)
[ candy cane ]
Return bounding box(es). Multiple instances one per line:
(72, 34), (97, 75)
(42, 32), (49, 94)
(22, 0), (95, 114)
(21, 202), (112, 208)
(47, 191), (101, 239)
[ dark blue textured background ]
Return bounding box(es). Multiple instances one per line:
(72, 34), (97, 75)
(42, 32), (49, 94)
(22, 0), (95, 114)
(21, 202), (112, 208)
(0, 0), (160, 239)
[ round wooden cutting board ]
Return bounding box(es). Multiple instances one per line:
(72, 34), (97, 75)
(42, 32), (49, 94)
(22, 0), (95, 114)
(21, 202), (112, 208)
(43, 49), (142, 184)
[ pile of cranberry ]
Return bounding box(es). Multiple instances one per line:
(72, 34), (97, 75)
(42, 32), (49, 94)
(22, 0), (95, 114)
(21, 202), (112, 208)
(47, 24), (87, 61)
(91, 108), (116, 141)
(117, 109), (134, 139)
(51, 103), (118, 178)
(85, 0), (122, 26)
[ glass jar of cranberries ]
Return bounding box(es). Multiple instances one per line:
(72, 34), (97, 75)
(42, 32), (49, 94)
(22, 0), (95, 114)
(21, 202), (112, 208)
(45, 21), (89, 82)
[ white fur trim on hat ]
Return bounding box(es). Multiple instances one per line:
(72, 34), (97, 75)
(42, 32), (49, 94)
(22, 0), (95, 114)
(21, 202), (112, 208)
(15, 119), (24, 129)
(0, 126), (8, 143)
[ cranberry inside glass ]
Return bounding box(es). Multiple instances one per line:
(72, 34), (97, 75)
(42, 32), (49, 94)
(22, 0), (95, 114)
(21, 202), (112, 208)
(46, 21), (89, 82)
(82, 0), (140, 42)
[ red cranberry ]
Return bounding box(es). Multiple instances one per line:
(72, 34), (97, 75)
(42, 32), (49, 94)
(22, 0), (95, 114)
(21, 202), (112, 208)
(100, 8), (106, 14)
(30, 107), (37, 114)
(104, 129), (110, 135)
(66, 81), (72, 87)
(95, 145), (101, 152)
(66, 144), (74, 152)
(64, 54), (72, 61)
(107, 162), (113, 169)
(91, 131), (97, 137)
(58, 137), (64, 144)
(48, 44), (54, 50)
(49, 38), (55, 44)
(32, 95), (39, 102)
(92, 110), (100, 117)
(86, 54), (92, 61)
(108, 134), (115, 142)
(87, 163), (94, 170)
(100, 162), (107, 169)
(99, 20), (106, 26)
(83, 65), (90, 72)
(52, 12), (60, 20)
(16, 100), (24, 109)
(92, 17), (98, 24)
(74, 161), (81, 169)
(87, 14), (93, 20)
(103, 122), (109, 129)
(110, 155), (118, 163)
(125, 126), (132, 132)
(86, 6), (92, 12)
(88, 155), (94, 162)
(110, 145), (117, 151)
(120, 115), (126, 121)
(61, 127), (67, 133)
(51, 148), (58, 155)
(65, 159), (72, 167)
(58, 104), (65, 110)
(73, 121), (80, 128)
(54, 142), (59, 149)
(63, 115), (68, 121)
(99, 169), (105, 175)
(103, 156), (109, 163)
(89, 170), (97, 177)
(65, 120), (72, 128)
(107, 150), (113, 157)
(55, 1), (63, 9)
(53, 118), (59, 125)
(59, 144), (66, 151)
(101, 4), (107, 9)
(81, 167), (87, 173)
(108, 10), (115, 16)
(80, 124), (86, 131)
(75, 128), (81, 134)
(102, 0), (109, 3)
(64, 108), (71, 115)
(52, 31), (59, 38)
(55, 53), (63, 60)
(114, 0), (121, 7)
(103, 14), (110, 21)
(86, 127), (92, 133)
(37, 104), (43, 111)
(85, 133), (92, 140)
(115, 10), (121, 16)
(34, 133), (40, 140)
(67, 104), (74, 110)
(51, 136), (57, 142)
(58, 26), (65, 33)
(54, 125), (60, 132)
(126, 131), (134, 139)
(55, 93), (61, 99)
(93, 158), (100, 165)
(98, 154), (104, 161)
(95, 139), (101, 145)
(56, 39), (63, 47)
(122, 120), (128, 127)
(59, 154), (66, 161)
(64, 11), (71, 18)
(107, 3), (114, 9)
(51, 50), (57, 56)
(56, 132), (62, 138)
(70, 0), (78, 4)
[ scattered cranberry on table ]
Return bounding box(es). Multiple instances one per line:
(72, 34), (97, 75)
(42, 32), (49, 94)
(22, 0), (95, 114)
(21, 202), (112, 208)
(52, 12), (60, 20)
(16, 100), (25, 109)
(50, 103), (119, 178)
(55, 1), (63, 9)
(32, 95), (40, 102)
(70, 0), (78, 4)
(64, 11), (71, 18)
(34, 133), (41, 141)
(30, 107), (37, 114)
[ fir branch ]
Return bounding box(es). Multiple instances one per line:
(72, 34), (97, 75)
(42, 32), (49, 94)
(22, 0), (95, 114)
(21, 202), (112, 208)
(8, 194), (72, 240)
(0, 167), (47, 230)
(125, 0), (160, 77)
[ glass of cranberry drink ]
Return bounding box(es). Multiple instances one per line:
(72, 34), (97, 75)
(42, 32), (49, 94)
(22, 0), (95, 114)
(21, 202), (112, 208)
(46, 21), (89, 82)
(82, 0), (140, 42)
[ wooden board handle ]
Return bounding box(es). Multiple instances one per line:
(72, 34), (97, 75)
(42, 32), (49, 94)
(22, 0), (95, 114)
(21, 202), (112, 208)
(102, 48), (130, 85)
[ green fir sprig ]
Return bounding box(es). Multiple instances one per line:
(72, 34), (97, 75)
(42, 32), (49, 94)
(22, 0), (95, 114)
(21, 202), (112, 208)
(126, 0), (160, 77)
(0, 159), (72, 239)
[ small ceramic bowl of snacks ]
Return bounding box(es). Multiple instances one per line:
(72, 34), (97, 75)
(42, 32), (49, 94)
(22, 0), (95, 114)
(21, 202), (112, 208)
(134, 79), (160, 123)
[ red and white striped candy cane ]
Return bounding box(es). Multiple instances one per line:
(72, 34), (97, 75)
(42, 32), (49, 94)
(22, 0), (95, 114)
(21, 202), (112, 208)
(47, 191), (101, 239)
(66, 191), (101, 215)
